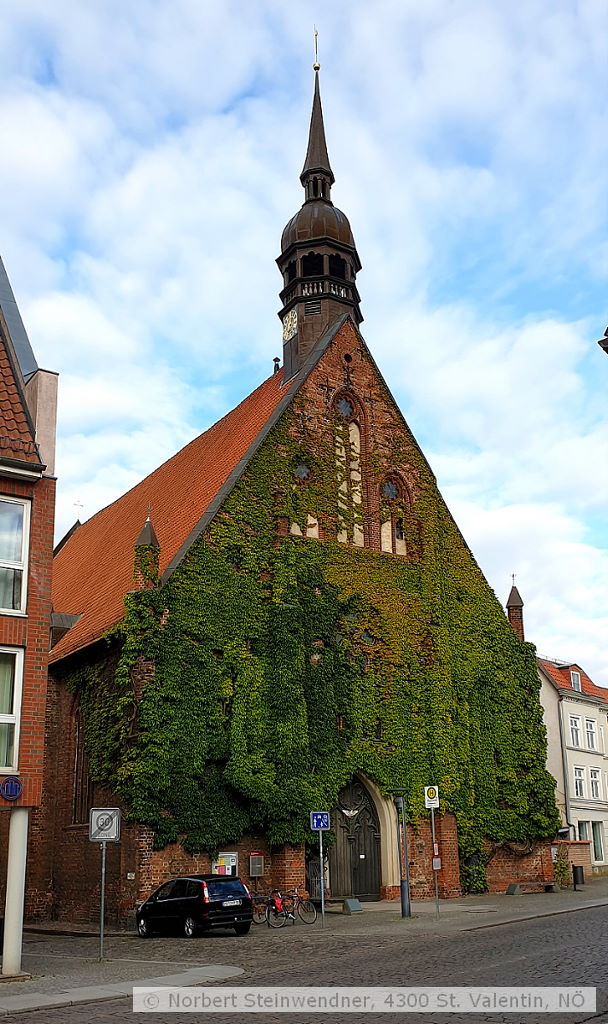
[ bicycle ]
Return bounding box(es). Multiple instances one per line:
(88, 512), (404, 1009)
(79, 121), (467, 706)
(282, 887), (317, 925)
(251, 890), (291, 928)
(267, 888), (318, 927)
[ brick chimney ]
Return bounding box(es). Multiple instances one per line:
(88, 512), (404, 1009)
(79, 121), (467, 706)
(506, 583), (524, 641)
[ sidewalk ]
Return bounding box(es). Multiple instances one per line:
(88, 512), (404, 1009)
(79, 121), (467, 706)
(0, 877), (607, 1016)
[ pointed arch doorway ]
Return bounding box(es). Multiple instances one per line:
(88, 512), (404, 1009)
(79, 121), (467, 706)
(329, 778), (381, 900)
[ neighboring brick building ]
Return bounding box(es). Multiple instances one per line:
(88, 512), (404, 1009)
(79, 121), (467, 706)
(30, 71), (559, 927)
(0, 257), (57, 973)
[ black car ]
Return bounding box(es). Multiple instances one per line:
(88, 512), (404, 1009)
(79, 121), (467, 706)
(136, 875), (253, 937)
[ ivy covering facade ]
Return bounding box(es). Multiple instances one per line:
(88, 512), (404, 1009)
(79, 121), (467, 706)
(60, 327), (560, 892)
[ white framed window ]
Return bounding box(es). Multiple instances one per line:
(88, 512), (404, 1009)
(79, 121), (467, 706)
(569, 715), (581, 747)
(592, 821), (604, 862)
(578, 821), (589, 840)
(585, 718), (597, 750)
(570, 670), (582, 691)
(0, 498), (30, 613)
(0, 647), (24, 771)
(574, 767), (585, 798)
(590, 769), (601, 800)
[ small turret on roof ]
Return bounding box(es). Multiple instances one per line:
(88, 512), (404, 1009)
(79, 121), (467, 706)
(136, 516), (159, 548)
(133, 516), (160, 590)
(506, 584), (523, 609)
(506, 579), (524, 641)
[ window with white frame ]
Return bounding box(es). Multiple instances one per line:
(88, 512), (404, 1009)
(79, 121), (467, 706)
(589, 768), (601, 800)
(574, 767), (585, 798)
(585, 718), (597, 750)
(0, 648), (24, 770)
(570, 670), (582, 691)
(569, 715), (581, 747)
(0, 498), (29, 613)
(592, 821), (604, 861)
(578, 821), (589, 840)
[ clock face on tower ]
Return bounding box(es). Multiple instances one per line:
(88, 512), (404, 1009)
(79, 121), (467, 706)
(282, 308), (298, 341)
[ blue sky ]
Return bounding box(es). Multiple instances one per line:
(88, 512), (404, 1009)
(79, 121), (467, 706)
(0, 0), (607, 680)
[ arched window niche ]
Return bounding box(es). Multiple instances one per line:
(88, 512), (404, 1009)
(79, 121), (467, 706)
(333, 391), (366, 548)
(302, 252), (324, 277)
(379, 474), (411, 556)
(289, 460), (319, 539)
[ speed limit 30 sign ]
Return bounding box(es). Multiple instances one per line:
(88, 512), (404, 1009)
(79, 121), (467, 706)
(89, 807), (121, 843)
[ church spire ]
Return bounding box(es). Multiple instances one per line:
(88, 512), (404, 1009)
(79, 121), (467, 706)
(277, 66), (363, 382)
(300, 71), (335, 202)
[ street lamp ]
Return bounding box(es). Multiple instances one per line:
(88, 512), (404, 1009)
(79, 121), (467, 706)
(393, 790), (411, 918)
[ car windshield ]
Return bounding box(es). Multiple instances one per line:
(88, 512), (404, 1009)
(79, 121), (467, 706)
(206, 879), (248, 898)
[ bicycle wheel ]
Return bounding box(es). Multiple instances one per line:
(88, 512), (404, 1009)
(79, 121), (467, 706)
(267, 905), (288, 928)
(252, 900), (267, 925)
(297, 899), (317, 924)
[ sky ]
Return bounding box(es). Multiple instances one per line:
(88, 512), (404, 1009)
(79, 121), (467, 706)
(0, 0), (607, 682)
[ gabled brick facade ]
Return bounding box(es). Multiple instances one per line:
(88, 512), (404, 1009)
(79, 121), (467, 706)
(0, 273), (57, 973)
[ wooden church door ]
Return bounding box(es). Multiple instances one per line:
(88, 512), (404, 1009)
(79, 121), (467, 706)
(329, 779), (381, 900)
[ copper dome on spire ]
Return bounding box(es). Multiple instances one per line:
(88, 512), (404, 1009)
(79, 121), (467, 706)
(281, 201), (356, 250)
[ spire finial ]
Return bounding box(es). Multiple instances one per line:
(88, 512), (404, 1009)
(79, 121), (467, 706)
(313, 26), (320, 72)
(300, 51), (334, 197)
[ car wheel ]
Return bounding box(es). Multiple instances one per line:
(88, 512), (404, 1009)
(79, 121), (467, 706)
(183, 916), (198, 938)
(234, 922), (251, 936)
(137, 917), (150, 938)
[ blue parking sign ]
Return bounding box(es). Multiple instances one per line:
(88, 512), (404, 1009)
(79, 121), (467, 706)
(310, 811), (330, 830)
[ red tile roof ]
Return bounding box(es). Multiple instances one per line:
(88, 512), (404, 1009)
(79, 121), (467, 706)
(51, 370), (287, 662)
(0, 330), (40, 465)
(537, 659), (608, 703)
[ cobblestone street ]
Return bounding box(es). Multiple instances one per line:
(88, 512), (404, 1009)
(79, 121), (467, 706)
(2, 903), (607, 1024)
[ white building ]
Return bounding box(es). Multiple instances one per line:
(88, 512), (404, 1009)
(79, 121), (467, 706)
(537, 658), (608, 874)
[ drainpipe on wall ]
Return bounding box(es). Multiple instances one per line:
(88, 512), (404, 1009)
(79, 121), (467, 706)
(557, 695), (575, 837)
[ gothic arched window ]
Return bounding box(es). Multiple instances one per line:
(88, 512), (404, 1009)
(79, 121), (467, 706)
(380, 475), (410, 555)
(334, 392), (365, 547)
(289, 462), (319, 538)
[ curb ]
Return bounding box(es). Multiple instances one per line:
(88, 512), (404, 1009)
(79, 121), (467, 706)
(463, 898), (608, 931)
(0, 965), (244, 1016)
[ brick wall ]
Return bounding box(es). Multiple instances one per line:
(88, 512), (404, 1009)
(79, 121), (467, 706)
(555, 839), (592, 881)
(270, 844), (306, 892)
(380, 812), (461, 900)
(485, 841), (554, 892)
(137, 834), (284, 905)
(0, 475), (55, 810)
(24, 651), (135, 925)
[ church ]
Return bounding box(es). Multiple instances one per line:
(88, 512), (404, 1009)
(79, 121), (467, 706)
(27, 71), (559, 923)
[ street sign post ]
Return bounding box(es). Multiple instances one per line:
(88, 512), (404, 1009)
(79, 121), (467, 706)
(310, 811), (330, 927)
(424, 787), (440, 918)
(89, 808), (121, 959)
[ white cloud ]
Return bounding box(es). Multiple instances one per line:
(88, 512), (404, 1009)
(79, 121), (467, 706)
(0, 0), (606, 682)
